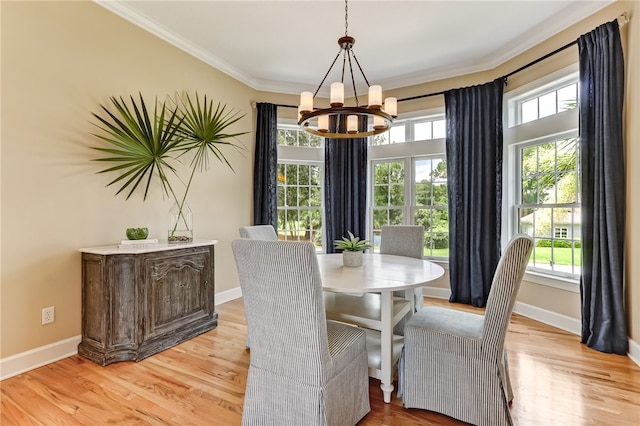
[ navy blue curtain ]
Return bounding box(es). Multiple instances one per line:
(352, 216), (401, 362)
(324, 115), (368, 253)
(578, 21), (628, 355)
(253, 103), (278, 229)
(445, 78), (504, 307)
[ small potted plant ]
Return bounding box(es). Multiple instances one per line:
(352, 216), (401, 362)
(334, 231), (371, 267)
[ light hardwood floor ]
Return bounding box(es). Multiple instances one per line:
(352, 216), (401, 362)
(2, 297), (639, 425)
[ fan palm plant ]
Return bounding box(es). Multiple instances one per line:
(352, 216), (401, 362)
(91, 92), (247, 242)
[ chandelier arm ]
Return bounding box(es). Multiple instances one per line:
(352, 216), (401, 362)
(347, 50), (360, 107)
(313, 48), (344, 98)
(340, 51), (347, 83)
(350, 51), (371, 88)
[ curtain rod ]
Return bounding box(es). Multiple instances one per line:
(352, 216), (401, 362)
(261, 13), (629, 108)
(398, 12), (629, 102)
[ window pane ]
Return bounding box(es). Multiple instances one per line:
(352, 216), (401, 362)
(278, 129), (297, 146)
(416, 208), (449, 258)
(432, 120), (446, 139)
(374, 163), (389, 184)
(521, 146), (537, 176)
(388, 209), (403, 224)
(411, 156), (447, 259)
(309, 165), (321, 185)
(286, 186), (298, 206)
(285, 164), (298, 184)
(388, 162), (404, 184)
(522, 177), (539, 204)
(521, 98), (538, 123)
(309, 187), (322, 206)
(557, 84), (577, 111)
(309, 134), (323, 147)
(414, 122), (432, 140)
(372, 209), (389, 230)
(415, 182), (430, 206)
(277, 186), (285, 206)
(374, 186), (389, 206)
(373, 131), (389, 146)
(389, 184), (404, 205)
(298, 186), (310, 206)
(539, 92), (557, 118)
(390, 125), (405, 143)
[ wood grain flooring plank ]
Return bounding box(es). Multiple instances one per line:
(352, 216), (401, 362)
(1, 297), (639, 425)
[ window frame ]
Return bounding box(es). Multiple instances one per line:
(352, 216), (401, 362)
(276, 122), (325, 251)
(368, 109), (449, 261)
(503, 64), (581, 291)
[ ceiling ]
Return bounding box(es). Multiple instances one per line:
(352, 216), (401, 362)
(97, 0), (614, 97)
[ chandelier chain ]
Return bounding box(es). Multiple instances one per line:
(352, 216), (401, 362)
(344, 0), (349, 36)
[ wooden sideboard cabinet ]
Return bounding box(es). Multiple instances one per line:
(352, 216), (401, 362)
(78, 240), (218, 366)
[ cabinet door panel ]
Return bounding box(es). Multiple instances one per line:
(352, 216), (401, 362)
(143, 248), (213, 340)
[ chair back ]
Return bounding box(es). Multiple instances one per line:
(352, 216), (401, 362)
(380, 225), (424, 259)
(482, 234), (534, 355)
(232, 239), (329, 385)
(238, 224), (277, 240)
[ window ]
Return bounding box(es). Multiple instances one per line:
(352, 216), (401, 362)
(414, 157), (449, 258)
(516, 138), (581, 277)
(277, 125), (324, 251)
(519, 82), (577, 124)
(554, 227), (569, 239)
(369, 113), (448, 259)
(373, 116), (445, 145)
(505, 66), (581, 281)
(371, 160), (406, 236)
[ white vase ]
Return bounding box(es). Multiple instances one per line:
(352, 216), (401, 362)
(342, 251), (363, 267)
(168, 202), (193, 243)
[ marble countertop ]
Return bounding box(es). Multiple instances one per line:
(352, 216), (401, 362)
(79, 239), (218, 255)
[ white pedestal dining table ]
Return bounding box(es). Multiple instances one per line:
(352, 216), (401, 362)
(316, 253), (445, 403)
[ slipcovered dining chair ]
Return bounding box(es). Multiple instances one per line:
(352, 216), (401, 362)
(238, 224), (278, 348)
(380, 225), (425, 335)
(238, 224), (278, 240)
(400, 234), (533, 426)
(232, 239), (370, 426)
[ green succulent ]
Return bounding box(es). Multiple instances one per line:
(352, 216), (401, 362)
(334, 231), (371, 252)
(126, 227), (149, 240)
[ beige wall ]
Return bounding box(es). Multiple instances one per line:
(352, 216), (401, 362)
(1, 1), (254, 357)
(1, 0), (638, 361)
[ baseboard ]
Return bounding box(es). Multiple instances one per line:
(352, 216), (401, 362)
(0, 335), (81, 381)
(512, 301), (581, 335)
(424, 286), (582, 335)
(422, 286), (451, 300)
(216, 286), (242, 305)
(628, 338), (640, 367)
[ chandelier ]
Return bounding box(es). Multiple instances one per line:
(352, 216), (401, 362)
(297, 0), (397, 139)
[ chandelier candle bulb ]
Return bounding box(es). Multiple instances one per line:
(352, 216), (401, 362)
(368, 85), (382, 108)
(384, 97), (398, 117)
(330, 82), (345, 106)
(300, 91), (313, 114)
(347, 115), (358, 133)
(318, 114), (329, 132)
(373, 115), (385, 129)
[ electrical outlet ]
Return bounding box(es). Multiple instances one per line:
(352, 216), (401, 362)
(42, 306), (55, 325)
